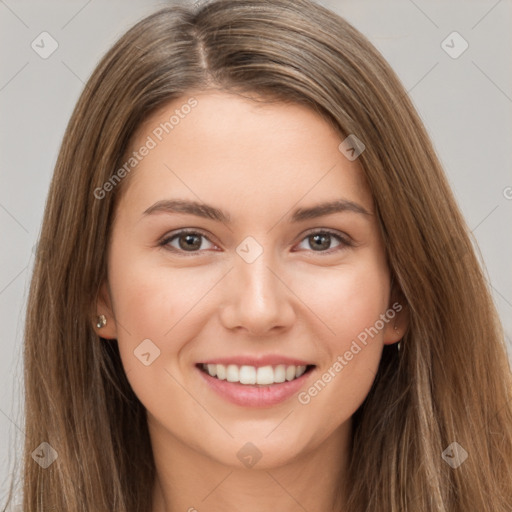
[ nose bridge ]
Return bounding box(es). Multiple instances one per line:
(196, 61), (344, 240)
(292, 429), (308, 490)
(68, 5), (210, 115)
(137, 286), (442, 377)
(236, 239), (282, 306)
(221, 235), (294, 333)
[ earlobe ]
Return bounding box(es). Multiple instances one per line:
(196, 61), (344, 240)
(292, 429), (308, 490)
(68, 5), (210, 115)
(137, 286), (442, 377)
(93, 281), (118, 339)
(383, 279), (409, 345)
(383, 301), (409, 345)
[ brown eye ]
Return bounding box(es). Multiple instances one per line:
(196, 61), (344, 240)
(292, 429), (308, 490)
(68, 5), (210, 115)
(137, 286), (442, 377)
(295, 230), (353, 254)
(160, 230), (215, 253)
(177, 233), (203, 251)
(308, 233), (332, 251)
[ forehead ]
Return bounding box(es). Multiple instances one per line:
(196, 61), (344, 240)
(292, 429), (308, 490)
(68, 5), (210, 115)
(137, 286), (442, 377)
(119, 90), (373, 219)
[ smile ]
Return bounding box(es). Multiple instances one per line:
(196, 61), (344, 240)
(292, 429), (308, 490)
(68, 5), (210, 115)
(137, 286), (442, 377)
(196, 361), (316, 407)
(199, 363), (314, 385)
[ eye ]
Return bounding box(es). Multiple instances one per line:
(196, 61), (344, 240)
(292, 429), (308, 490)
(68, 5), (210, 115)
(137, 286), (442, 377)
(159, 228), (353, 256)
(159, 229), (216, 254)
(294, 230), (353, 254)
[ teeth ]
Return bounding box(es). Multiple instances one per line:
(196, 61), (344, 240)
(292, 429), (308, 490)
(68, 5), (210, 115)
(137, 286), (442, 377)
(216, 364), (226, 380)
(201, 363), (308, 385)
(226, 364), (239, 383)
(286, 365), (296, 381)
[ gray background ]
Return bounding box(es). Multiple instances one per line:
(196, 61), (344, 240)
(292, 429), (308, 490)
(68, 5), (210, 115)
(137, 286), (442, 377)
(1, 0), (511, 506)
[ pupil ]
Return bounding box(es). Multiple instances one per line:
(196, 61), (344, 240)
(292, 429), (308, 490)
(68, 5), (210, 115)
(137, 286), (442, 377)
(180, 234), (201, 251)
(311, 234), (329, 251)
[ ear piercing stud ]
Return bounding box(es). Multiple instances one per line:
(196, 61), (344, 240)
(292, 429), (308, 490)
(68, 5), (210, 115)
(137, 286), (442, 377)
(96, 314), (107, 329)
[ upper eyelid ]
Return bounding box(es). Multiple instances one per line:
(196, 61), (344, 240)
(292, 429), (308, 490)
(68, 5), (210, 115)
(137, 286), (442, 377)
(160, 228), (217, 246)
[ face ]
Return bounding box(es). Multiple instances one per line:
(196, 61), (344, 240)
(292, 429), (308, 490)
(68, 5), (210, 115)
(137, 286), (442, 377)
(96, 90), (404, 469)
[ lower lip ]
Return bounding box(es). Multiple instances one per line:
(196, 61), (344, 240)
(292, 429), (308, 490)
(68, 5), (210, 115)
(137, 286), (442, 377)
(196, 365), (315, 407)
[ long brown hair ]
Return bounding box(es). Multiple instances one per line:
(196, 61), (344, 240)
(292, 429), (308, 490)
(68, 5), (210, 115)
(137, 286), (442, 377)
(4, 0), (512, 510)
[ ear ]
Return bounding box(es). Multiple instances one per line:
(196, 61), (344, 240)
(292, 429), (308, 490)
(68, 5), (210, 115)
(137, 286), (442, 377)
(382, 281), (409, 346)
(92, 280), (118, 340)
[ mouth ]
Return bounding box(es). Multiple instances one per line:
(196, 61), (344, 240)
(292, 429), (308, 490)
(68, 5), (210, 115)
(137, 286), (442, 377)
(196, 363), (316, 387)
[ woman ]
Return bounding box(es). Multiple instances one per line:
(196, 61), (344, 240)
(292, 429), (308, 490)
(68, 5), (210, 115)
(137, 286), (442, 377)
(4, 0), (512, 510)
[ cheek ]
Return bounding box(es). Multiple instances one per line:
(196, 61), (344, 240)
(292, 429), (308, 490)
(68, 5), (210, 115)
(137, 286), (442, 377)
(107, 252), (213, 411)
(292, 257), (389, 422)
(110, 234), (202, 324)
(293, 255), (389, 342)
(108, 246), (221, 367)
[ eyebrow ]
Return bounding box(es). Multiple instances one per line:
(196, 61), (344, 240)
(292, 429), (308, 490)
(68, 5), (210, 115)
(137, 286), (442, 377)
(142, 198), (372, 223)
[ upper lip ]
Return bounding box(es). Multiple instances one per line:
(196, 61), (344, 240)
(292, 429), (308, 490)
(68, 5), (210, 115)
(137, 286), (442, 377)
(198, 355), (315, 367)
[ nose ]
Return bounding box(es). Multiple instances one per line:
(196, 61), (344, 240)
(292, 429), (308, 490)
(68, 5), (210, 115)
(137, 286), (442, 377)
(219, 247), (296, 336)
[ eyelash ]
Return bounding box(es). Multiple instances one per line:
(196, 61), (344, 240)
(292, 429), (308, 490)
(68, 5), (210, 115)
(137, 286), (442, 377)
(158, 228), (354, 256)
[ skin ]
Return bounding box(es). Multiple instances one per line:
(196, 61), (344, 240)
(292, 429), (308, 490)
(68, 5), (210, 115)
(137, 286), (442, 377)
(94, 90), (407, 512)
